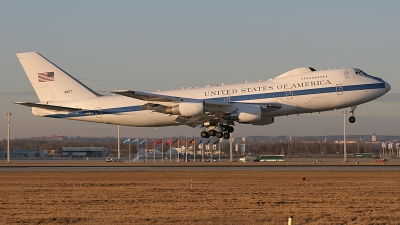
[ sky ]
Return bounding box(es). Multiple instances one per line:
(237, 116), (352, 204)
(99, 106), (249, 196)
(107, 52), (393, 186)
(0, 1), (399, 139)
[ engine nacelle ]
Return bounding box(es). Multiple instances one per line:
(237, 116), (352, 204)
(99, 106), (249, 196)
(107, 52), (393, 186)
(250, 117), (274, 125)
(223, 105), (262, 123)
(164, 102), (205, 117)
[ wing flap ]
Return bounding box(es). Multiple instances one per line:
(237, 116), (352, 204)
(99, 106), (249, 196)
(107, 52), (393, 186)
(261, 102), (282, 113)
(175, 115), (219, 128)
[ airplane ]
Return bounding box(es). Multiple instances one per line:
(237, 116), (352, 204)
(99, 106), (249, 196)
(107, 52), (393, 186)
(15, 52), (391, 139)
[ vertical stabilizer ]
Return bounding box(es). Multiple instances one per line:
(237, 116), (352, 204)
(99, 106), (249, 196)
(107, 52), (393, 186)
(17, 52), (99, 102)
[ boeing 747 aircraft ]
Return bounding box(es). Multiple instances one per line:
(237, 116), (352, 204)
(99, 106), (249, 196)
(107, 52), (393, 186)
(15, 52), (391, 139)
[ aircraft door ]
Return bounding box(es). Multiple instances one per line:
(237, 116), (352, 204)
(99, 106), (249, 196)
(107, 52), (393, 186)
(95, 107), (102, 118)
(344, 71), (349, 79)
(336, 84), (343, 95)
(286, 89), (293, 99)
(222, 94), (231, 102)
(283, 88), (299, 114)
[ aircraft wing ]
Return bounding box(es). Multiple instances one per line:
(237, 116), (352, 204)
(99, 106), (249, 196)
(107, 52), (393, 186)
(111, 90), (231, 106)
(110, 90), (183, 102)
(14, 102), (82, 112)
(261, 102), (281, 112)
(110, 90), (281, 126)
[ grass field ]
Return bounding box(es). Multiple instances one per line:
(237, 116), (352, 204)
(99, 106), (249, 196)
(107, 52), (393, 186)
(0, 170), (399, 224)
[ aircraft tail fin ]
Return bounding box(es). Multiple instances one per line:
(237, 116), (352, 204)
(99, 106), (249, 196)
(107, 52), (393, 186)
(16, 52), (100, 102)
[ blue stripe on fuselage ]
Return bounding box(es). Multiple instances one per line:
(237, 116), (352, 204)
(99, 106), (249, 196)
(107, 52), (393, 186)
(45, 82), (385, 118)
(207, 83), (384, 102)
(46, 105), (143, 118)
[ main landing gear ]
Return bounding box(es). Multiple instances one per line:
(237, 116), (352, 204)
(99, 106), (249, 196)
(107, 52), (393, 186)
(200, 124), (234, 139)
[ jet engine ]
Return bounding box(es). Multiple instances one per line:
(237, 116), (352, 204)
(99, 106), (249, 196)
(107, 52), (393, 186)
(164, 102), (205, 117)
(222, 105), (262, 123)
(249, 117), (274, 125)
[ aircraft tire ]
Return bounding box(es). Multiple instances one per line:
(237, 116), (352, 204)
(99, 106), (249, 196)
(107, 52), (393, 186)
(220, 125), (227, 131)
(223, 133), (230, 139)
(216, 132), (223, 138)
(209, 130), (217, 136)
(227, 126), (234, 133)
(349, 116), (356, 123)
(201, 131), (209, 138)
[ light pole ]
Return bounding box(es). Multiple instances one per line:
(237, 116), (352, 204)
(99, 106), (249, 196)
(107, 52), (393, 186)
(128, 141), (131, 162)
(229, 136), (233, 162)
(343, 110), (347, 162)
(117, 125), (120, 159)
(7, 112), (12, 163)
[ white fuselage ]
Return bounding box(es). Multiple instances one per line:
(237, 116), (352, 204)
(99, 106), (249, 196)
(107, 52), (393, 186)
(32, 68), (389, 127)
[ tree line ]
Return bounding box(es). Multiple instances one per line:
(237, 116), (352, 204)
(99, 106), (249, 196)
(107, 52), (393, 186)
(0, 137), (382, 158)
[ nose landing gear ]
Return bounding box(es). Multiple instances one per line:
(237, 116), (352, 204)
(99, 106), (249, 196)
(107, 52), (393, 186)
(349, 107), (356, 123)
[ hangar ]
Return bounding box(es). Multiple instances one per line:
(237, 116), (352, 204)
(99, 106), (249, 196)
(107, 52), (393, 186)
(61, 147), (108, 158)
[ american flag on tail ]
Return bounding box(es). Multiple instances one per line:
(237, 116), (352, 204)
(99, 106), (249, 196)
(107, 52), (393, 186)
(38, 72), (55, 82)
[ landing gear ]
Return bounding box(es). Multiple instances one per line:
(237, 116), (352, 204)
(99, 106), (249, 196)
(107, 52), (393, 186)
(223, 133), (230, 139)
(227, 126), (234, 133)
(220, 125), (227, 132)
(200, 131), (209, 138)
(349, 107), (356, 123)
(220, 124), (234, 133)
(200, 123), (234, 139)
(208, 130), (217, 136)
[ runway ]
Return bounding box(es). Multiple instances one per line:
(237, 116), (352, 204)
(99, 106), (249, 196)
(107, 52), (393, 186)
(1, 159), (400, 172)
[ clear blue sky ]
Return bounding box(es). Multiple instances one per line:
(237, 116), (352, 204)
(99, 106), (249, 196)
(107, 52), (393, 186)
(0, 1), (399, 139)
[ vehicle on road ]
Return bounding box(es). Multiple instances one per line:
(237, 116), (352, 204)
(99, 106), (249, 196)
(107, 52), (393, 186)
(239, 157), (254, 162)
(260, 155), (284, 162)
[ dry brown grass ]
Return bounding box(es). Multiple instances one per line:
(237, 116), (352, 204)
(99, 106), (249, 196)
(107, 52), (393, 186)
(0, 170), (399, 224)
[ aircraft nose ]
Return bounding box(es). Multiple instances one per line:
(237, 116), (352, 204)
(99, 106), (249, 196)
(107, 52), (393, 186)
(385, 82), (391, 93)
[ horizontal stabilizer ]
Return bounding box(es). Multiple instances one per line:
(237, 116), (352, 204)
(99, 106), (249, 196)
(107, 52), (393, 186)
(14, 102), (82, 112)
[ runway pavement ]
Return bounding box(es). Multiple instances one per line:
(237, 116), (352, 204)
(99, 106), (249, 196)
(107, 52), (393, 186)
(1, 158), (400, 171)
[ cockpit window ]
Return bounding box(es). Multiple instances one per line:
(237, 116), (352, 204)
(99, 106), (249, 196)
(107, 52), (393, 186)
(353, 68), (383, 82)
(354, 68), (367, 75)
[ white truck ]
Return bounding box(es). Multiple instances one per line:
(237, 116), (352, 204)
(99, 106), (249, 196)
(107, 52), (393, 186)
(239, 157), (254, 162)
